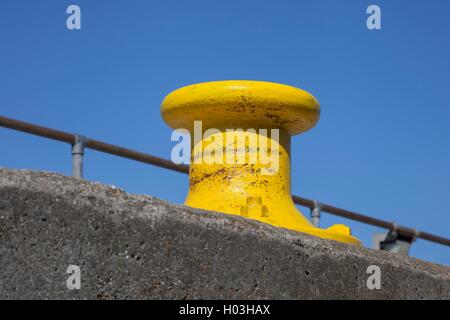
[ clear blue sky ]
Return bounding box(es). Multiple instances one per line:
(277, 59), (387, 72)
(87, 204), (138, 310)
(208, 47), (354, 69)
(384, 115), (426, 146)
(0, 0), (449, 265)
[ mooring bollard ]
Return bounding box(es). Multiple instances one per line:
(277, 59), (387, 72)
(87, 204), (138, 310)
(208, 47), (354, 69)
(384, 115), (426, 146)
(161, 80), (360, 245)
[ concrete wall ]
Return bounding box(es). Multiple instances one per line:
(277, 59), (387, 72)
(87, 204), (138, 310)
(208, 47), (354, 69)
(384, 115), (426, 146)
(0, 167), (449, 299)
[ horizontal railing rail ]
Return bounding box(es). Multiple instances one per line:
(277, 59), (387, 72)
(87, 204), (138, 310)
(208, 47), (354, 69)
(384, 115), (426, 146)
(1, 115), (449, 247)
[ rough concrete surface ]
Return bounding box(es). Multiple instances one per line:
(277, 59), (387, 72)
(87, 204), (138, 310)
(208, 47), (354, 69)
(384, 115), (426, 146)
(0, 167), (449, 299)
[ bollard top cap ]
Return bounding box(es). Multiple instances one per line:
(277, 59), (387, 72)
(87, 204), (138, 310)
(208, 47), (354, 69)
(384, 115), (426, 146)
(161, 80), (320, 135)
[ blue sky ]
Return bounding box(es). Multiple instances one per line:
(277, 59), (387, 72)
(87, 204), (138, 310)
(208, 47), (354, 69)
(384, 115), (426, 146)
(0, 0), (449, 265)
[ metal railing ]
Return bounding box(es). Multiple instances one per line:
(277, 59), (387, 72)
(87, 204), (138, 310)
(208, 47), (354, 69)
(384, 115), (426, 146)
(1, 115), (449, 248)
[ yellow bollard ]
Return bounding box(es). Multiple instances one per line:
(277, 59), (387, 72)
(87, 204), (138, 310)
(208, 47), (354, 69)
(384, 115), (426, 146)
(161, 80), (360, 245)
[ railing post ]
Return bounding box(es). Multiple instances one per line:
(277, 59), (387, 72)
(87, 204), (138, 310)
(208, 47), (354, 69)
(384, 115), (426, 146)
(372, 224), (417, 256)
(71, 135), (86, 178)
(310, 201), (322, 228)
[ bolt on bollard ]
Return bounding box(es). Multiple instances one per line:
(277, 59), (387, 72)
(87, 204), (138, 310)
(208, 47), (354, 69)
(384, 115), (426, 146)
(161, 80), (360, 245)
